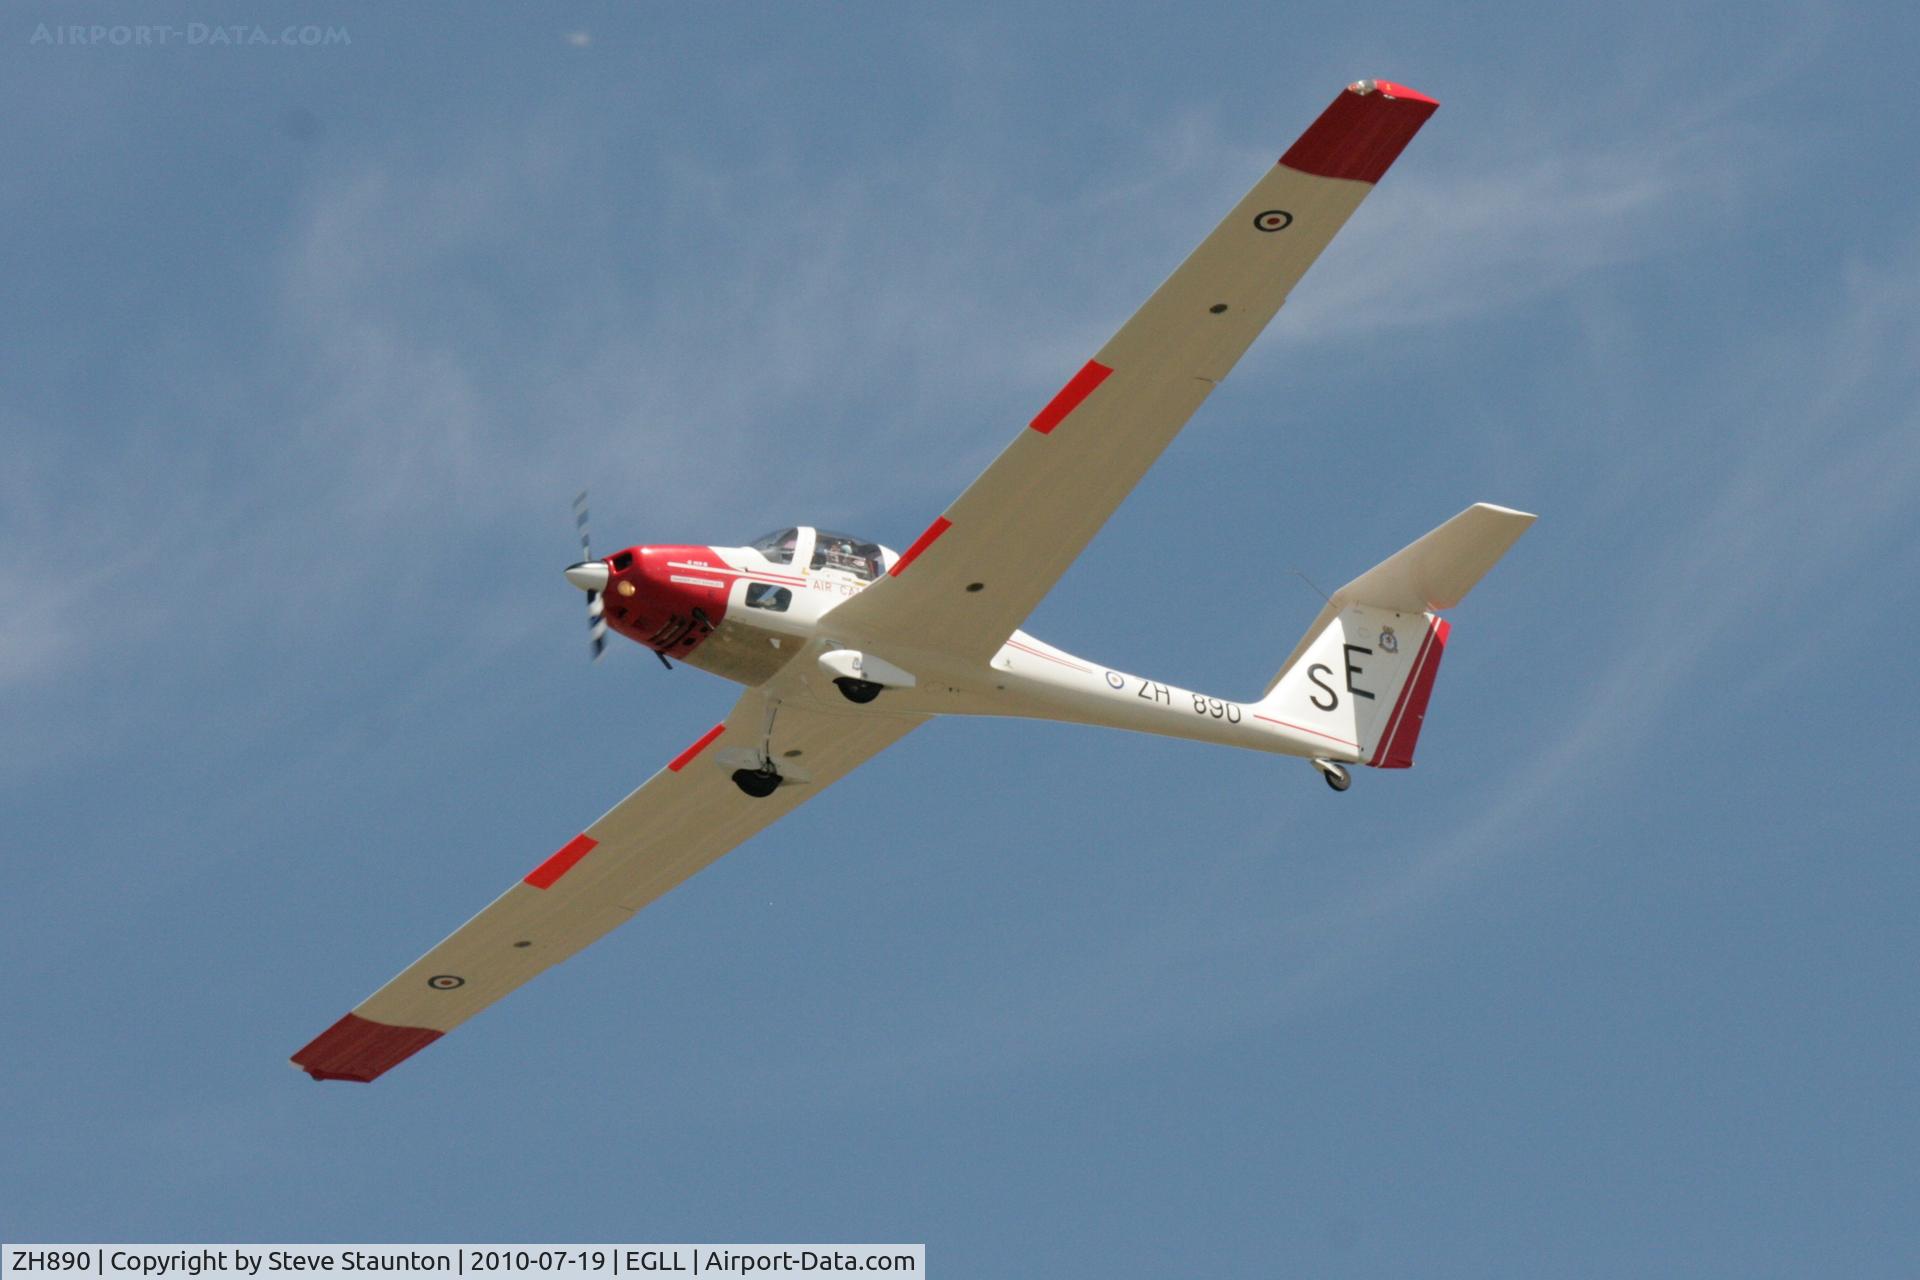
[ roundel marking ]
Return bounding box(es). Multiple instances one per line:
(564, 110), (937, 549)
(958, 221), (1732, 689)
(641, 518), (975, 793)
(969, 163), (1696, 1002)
(1105, 670), (1126, 689)
(1253, 209), (1294, 232)
(427, 974), (466, 991)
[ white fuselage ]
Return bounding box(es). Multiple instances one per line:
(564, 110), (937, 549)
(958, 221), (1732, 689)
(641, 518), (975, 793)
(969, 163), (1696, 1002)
(680, 528), (1359, 765)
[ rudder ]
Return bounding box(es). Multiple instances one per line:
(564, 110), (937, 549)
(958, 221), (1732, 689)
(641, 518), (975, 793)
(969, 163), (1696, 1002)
(1257, 503), (1532, 769)
(1258, 605), (1447, 766)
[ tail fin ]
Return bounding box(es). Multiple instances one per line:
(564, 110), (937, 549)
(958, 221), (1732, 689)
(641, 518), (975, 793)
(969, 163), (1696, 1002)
(1259, 504), (1535, 768)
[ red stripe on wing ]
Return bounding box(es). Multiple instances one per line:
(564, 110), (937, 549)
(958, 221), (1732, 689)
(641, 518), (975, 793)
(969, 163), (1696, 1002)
(292, 1012), (442, 1083)
(889, 516), (952, 577)
(1279, 80), (1439, 185)
(524, 832), (599, 889)
(1028, 360), (1113, 435)
(668, 722), (727, 772)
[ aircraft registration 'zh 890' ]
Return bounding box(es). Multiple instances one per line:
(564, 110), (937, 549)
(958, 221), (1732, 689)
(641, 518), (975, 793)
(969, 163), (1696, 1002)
(295, 79), (1535, 1082)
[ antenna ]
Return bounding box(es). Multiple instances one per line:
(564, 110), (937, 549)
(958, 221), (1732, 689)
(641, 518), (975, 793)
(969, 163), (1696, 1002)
(1289, 567), (1333, 606)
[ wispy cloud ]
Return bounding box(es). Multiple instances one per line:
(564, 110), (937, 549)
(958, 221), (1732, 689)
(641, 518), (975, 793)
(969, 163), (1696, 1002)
(1275, 123), (1751, 343)
(696, 220), (1920, 1110)
(0, 562), (84, 691)
(1110, 231), (1920, 1040)
(2, 84), (1761, 704)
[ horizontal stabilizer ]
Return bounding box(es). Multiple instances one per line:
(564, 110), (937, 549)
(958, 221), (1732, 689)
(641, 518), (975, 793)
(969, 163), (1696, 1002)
(1333, 503), (1536, 614)
(1267, 503), (1535, 697)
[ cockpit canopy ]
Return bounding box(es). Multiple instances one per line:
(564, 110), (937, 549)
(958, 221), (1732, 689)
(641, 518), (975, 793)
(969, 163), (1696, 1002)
(748, 527), (887, 581)
(810, 530), (884, 580)
(749, 527), (800, 565)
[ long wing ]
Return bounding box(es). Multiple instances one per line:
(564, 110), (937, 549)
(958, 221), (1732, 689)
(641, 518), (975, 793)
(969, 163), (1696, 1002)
(827, 80), (1438, 661)
(292, 692), (925, 1081)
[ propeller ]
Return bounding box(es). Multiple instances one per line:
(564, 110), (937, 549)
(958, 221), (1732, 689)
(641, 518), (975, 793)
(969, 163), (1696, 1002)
(570, 490), (608, 662)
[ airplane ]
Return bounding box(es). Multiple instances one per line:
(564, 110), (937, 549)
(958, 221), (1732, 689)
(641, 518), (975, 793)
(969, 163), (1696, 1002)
(293, 78), (1535, 1082)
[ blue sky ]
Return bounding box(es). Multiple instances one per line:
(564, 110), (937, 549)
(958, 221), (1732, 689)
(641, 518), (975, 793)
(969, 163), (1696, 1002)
(5, 1), (1919, 1274)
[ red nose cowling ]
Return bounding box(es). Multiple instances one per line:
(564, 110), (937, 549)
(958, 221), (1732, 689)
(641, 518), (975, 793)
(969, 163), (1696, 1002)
(598, 546), (732, 658)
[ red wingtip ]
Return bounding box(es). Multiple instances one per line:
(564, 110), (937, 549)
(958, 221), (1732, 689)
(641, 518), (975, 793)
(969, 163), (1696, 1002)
(1372, 79), (1439, 107)
(292, 1012), (442, 1082)
(1279, 78), (1440, 185)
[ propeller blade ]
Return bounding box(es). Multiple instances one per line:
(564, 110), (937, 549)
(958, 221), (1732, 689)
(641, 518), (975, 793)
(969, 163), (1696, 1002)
(573, 490), (592, 561)
(573, 490), (607, 663)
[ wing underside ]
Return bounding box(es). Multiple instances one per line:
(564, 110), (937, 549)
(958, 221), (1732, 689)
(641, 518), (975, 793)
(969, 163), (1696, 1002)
(291, 78), (1440, 1083)
(292, 692), (924, 1081)
(826, 81), (1439, 662)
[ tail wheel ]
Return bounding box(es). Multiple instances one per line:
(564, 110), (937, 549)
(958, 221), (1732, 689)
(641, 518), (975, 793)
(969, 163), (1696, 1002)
(1312, 758), (1352, 792)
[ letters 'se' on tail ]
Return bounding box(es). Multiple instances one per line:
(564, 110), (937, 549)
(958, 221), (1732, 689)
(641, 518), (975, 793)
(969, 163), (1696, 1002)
(1258, 504), (1536, 768)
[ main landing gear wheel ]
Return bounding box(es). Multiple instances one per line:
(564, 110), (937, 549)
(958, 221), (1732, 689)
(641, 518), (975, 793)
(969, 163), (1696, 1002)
(731, 765), (782, 798)
(1311, 758), (1352, 792)
(833, 677), (884, 705)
